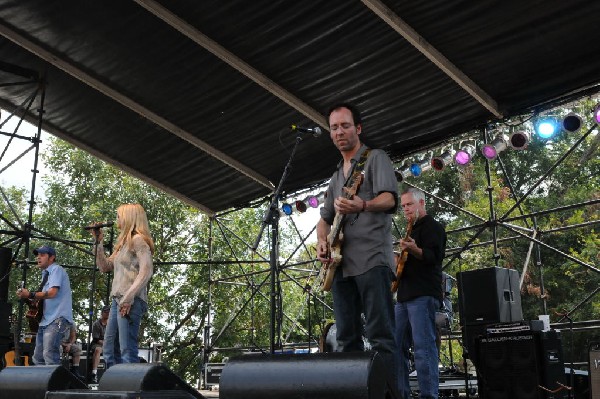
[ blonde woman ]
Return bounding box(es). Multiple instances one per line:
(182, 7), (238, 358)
(90, 203), (154, 368)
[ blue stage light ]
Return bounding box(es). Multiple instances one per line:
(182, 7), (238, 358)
(281, 203), (293, 215)
(535, 118), (558, 139)
(409, 163), (422, 177)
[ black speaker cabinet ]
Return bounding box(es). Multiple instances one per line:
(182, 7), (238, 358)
(457, 267), (523, 325)
(46, 390), (198, 398)
(589, 342), (600, 399)
(0, 301), (11, 340)
(98, 363), (203, 398)
(462, 321), (488, 366)
(0, 247), (11, 303)
(0, 365), (88, 399)
(220, 351), (390, 399)
(477, 330), (567, 399)
(563, 368), (590, 399)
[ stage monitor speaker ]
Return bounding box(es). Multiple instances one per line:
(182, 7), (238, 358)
(98, 362), (204, 399)
(477, 330), (567, 399)
(46, 390), (199, 398)
(220, 351), (391, 399)
(457, 267), (523, 325)
(0, 301), (11, 339)
(589, 342), (600, 399)
(0, 365), (88, 399)
(0, 247), (11, 303)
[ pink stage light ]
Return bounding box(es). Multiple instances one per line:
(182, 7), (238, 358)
(454, 145), (475, 166)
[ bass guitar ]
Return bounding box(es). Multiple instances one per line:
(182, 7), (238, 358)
(391, 215), (415, 293)
(318, 171), (364, 292)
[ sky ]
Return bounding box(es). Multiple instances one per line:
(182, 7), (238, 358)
(0, 111), (49, 191)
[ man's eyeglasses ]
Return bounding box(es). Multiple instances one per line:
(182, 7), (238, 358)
(329, 123), (354, 131)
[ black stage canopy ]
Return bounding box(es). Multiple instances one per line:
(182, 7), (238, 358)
(1, 0), (599, 214)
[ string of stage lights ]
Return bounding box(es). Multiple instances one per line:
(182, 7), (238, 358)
(279, 104), (600, 215)
(396, 105), (599, 182)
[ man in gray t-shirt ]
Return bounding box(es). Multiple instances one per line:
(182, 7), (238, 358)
(317, 102), (398, 389)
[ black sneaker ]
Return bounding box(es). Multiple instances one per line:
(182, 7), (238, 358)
(91, 374), (98, 384)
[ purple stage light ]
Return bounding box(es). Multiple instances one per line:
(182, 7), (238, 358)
(454, 145), (475, 165)
(481, 145), (497, 159)
(481, 135), (508, 160)
(307, 196), (319, 208)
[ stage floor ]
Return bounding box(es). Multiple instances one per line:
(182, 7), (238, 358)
(198, 372), (479, 398)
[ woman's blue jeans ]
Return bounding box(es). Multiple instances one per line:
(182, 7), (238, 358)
(103, 297), (147, 369)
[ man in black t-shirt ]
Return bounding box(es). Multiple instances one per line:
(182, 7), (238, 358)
(90, 305), (109, 383)
(395, 187), (447, 399)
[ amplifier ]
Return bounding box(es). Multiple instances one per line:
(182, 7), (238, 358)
(78, 354), (106, 382)
(477, 330), (567, 399)
(204, 362), (225, 388)
(486, 320), (544, 335)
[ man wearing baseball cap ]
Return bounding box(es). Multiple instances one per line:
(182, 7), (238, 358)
(16, 245), (74, 366)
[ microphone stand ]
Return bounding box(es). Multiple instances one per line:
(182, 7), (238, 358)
(251, 132), (307, 354)
(85, 232), (100, 383)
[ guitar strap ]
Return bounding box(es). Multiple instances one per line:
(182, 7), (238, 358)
(343, 148), (371, 189)
(38, 270), (49, 291)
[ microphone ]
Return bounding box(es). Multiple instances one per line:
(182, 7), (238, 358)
(84, 222), (114, 230)
(290, 125), (322, 137)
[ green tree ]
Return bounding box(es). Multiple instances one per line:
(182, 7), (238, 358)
(1, 137), (312, 383)
(395, 98), (599, 365)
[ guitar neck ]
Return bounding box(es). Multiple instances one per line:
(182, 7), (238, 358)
(328, 214), (345, 243)
(327, 170), (364, 246)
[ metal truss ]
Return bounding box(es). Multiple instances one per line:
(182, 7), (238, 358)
(1, 61), (598, 385)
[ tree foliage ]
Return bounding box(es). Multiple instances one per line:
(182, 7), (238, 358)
(1, 97), (598, 381)
(394, 98), (599, 363)
(1, 137), (318, 383)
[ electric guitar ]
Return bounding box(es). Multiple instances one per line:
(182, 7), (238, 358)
(22, 284), (44, 333)
(318, 171), (364, 291)
(25, 299), (43, 333)
(391, 215), (415, 293)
